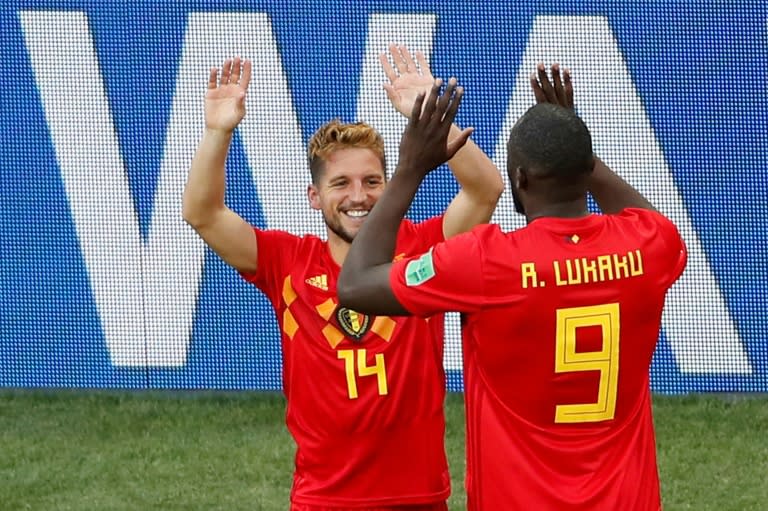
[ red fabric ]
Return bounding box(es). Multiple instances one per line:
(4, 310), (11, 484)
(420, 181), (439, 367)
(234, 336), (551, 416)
(241, 217), (449, 507)
(391, 209), (687, 510)
(290, 502), (448, 511)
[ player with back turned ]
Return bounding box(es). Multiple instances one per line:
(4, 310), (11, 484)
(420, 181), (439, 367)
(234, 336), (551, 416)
(338, 65), (687, 510)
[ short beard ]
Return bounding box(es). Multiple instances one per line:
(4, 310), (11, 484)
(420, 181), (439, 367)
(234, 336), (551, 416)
(324, 217), (355, 244)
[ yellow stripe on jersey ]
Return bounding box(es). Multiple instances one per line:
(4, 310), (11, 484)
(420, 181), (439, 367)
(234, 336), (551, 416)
(316, 298), (336, 321)
(282, 276), (298, 306)
(322, 324), (345, 349)
(283, 309), (299, 340)
(371, 316), (396, 342)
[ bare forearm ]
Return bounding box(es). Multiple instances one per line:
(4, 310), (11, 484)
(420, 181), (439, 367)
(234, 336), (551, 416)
(183, 129), (233, 226)
(447, 124), (504, 206)
(589, 156), (655, 214)
(338, 169), (423, 309)
(353, 169), (423, 267)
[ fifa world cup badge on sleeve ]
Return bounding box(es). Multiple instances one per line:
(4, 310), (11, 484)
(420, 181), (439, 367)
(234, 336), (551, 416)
(405, 250), (436, 286)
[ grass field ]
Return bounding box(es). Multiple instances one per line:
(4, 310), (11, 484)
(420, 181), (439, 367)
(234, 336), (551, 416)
(1, 391), (766, 511)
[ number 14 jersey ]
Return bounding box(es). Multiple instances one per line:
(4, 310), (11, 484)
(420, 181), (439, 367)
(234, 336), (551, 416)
(240, 216), (449, 508)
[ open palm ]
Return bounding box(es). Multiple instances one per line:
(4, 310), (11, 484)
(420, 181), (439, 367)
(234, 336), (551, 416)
(205, 57), (252, 132)
(380, 45), (434, 118)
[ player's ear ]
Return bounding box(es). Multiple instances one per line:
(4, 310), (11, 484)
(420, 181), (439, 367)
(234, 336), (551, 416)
(307, 184), (321, 210)
(514, 166), (528, 191)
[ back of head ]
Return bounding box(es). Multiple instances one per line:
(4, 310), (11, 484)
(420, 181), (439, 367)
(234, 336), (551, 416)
(507, 103), (593, 183)
(307, 119), (387, 184)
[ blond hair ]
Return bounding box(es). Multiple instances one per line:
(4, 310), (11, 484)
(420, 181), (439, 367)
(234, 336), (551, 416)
(307, 119), (387, 183)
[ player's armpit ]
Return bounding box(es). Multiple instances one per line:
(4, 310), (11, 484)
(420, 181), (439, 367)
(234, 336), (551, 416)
(187, 207), (258, 273)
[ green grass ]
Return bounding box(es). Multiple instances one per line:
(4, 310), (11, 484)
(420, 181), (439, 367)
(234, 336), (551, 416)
(1, 391), (766, 510)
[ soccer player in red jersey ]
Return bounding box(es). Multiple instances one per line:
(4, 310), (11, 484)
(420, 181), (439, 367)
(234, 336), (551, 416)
(339, 65), (688, 511)
(182, 47), (501, 510)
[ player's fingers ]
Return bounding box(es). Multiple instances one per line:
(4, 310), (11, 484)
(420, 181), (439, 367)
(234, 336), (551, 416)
(446, 127), (473, 159)
(436, 78), (457, 120)
(401, 46), (419, 73)
(530, 73), (547, 104)
(410, 91), (426, 122)
(240, 60), (253, 90)
(551, 63), (566, 106)
(442, 83), (463, 127)
(207, 68), (218, 90)
(390, 44), (408, 74)
(379, 53), (398, 83)
(415, 51), (431, 77)
(220, 59), (232, 85)
(231, 57), (242, 84)
(421, 78), (442, 121)
(536, 62), (558, 103)
(563, 68), (574, 108)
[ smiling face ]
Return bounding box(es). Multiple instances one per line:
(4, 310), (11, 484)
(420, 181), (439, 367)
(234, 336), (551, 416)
(308, 147), (386, 244)
(306, 120), (388, 246)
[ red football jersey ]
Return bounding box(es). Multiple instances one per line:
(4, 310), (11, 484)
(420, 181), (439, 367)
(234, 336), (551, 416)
(390, 209), (687, 511)
(241, 217), (450, 507)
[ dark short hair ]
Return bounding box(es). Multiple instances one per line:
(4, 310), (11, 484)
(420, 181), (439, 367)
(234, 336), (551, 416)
(507, 103), (593, 182)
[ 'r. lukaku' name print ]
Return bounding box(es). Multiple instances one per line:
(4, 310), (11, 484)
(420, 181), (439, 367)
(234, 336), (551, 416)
(521, 250), (644, 289)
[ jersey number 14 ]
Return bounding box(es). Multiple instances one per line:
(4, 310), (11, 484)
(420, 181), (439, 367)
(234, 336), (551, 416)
(338, 349), (388, 400)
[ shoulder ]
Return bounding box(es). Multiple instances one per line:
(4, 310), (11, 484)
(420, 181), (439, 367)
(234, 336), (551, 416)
(397, 215), (444, 235)
(614, 208), (676, 229)
(612, 208), (682, 240)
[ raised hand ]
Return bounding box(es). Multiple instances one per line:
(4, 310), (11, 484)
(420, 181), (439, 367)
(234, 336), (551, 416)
(397, 78), (473, 177)
(530, 63), (574, 110)
(379, 44), (434, 117)
(205, 57), (252, 132)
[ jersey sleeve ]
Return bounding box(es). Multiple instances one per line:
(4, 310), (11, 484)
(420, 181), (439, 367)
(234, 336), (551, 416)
(238, 228), (302, 300)
(390, 224), (518, 317)
(625, 208), (688, 287)
(396, 215), (446, 254)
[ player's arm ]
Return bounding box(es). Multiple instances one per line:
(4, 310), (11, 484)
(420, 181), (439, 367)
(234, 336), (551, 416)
(338, 80), (472, 315)
(380, 45), (503, 238)
(530, 63), (656, 213)
(182, 57), (259, 274)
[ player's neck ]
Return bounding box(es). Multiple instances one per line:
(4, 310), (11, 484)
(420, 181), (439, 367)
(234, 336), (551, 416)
(327, 234), (350, 267)
(525, 198), (590, 223)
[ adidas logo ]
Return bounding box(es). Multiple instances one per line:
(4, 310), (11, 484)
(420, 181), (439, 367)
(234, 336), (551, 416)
(305, 274), (328, 291)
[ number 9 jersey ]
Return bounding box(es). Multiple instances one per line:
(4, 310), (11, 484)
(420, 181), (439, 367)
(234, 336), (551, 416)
(390, 208), (687, 511)
(240, 216), (450, 508)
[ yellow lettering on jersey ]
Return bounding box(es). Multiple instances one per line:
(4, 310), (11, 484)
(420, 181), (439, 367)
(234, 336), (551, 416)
(554, 261), (567, 286)
(566, 258), (582, 285)
(597, 255), (614, 282)
(548, 249), (645, 288)
(555, 303), (620, 423)
(521, 262), (538, 289)
(581, 257), (598, 284)
(613, 252), (630, 279)
(629, 249), (644, 276)
(338, 349), (388, 400)
(305, 274), (328, 291)
(338, 350), (358, 399)
(357, 350), (388, 397)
